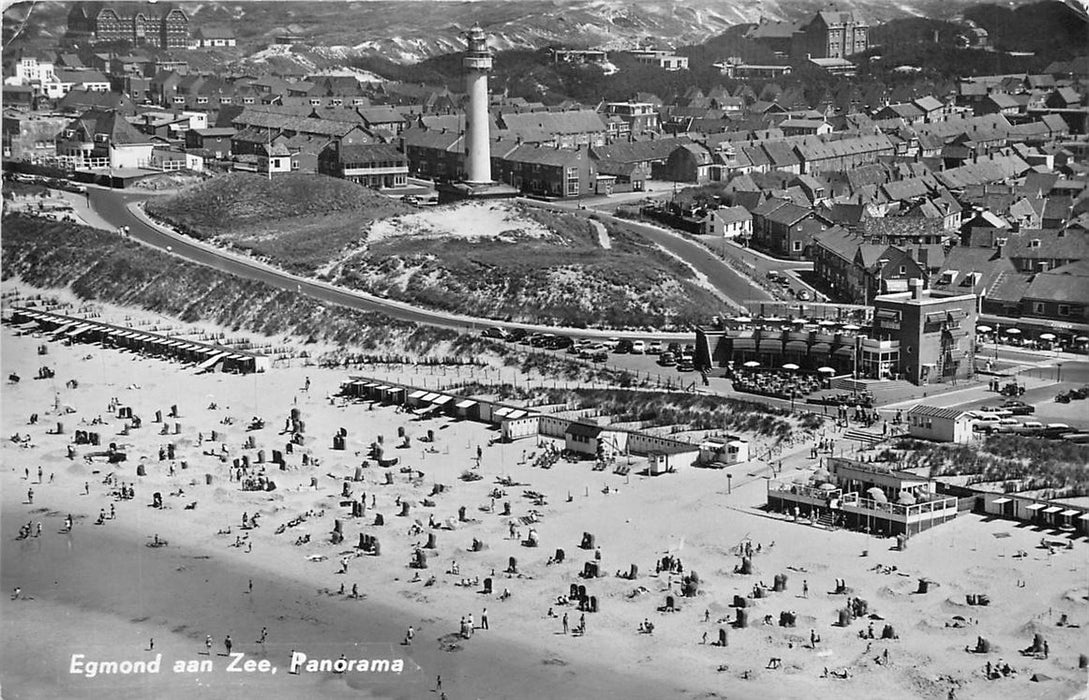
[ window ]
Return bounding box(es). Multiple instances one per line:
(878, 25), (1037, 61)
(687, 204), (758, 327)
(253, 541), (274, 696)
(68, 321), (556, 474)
(1033, 302), (1045, 314)
(1058, 304), (1070, 316)
(792, 241), (802, 252)
(899, 265), (906, 275)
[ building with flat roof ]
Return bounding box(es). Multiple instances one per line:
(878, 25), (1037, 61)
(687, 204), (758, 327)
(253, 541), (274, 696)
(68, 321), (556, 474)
(766, 456), (958, 536)
(872, 280), (976, 385)
(906, 405), (974, 443)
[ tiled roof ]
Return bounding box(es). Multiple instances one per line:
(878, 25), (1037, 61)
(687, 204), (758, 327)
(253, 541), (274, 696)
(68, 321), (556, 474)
(498, 109), (607, 136)
(907, 405), (969, 420)
(1023, 260), (1089, 303)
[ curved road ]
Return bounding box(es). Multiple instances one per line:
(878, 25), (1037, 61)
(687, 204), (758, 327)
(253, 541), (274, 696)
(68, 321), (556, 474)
(87, 189), (701, 341)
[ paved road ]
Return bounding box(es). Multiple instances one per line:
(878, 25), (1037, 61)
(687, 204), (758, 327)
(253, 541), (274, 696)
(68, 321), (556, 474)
(86, 189), (694, 342)
(522, 198), (770, 309)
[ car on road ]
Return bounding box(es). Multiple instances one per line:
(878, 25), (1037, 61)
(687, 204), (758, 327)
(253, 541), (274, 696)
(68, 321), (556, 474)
(658, 352), (676, 367)
(631, 340), (646, 354)
(647, 341), (663, 355)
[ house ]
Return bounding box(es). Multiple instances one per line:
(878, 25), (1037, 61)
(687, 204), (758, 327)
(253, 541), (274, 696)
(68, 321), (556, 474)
(564, 420), (628, 459)
(498, 109), (609, 148)
(657, 142), (717, 183)
(906, 405), (973, 443)
(147, 145), (202, 171)
(496, 144), (599, 198)
(42, 70), (111, 99)
(317, 142), (407, 189)
(744, 19), (802, 56)
(1003, 229), (1088, 273)
(753, 197), (828, 258)
(1019, 260), (1089, 321)
(976, 93), (1022, 117)
(2, 110), (69, 160)
(55, 88), (137, 116)
(630, 49), (688, 71)
(185, 127), (235, 159)
(703, 206), (753, 239)
(874, 103), (925, 125)
(55, 108), (155, 169)
(778, 118), (833, 137)
(193, 26), (236, 48)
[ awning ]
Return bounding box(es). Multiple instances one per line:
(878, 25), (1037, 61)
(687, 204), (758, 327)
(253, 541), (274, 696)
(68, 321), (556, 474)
(506, 409), (528, 420)
(493, 407), (513, 418)
(1080, 513), (1089, 521)
(64, 324), (89, 337)
(1060, 509), (1081, 517)
(811, 342), (832, 354)
(732, 338), (757, 350)
(196, 352), (227, 370)
(420, 392), (439, 402)
(455, 399), (477, 409)
(51, 324), (74, 335)
(430, 395), (453, 406)
(1042, 506), (1062, 514)
(408, 390), (428, 400)
(785, 340), (808, 352)
(833, 345), (854, 356)
(991, 497), (1012, 505)
(1025, 503), (1047, 511)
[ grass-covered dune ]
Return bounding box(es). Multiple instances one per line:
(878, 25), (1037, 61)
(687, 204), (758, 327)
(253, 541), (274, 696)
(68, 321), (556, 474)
(145, 172), (412, 276)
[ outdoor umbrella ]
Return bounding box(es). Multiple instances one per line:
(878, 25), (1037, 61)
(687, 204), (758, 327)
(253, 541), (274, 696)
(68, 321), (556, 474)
(819, 483), (837, 491)
(782, 363), (800, 370)
(818, 320), (837, 326)
(976, 325), (992, 333)
(1039, 333), (1056, 341)
(1077, 336), (1089, 343)
(1005, 328), (1021, 335)
(765, 316), (785, 322)
(791, 318), (807, 325)
(866, 487), (888, 503)
(743, 361), (760, 368)
(842, 324), (861, 331)
(735, 316), (753, 323)
(817, 367), (836, 374)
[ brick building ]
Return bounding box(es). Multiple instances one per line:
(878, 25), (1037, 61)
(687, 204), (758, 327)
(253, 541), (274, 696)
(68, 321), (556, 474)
(68, 2), (189, 49)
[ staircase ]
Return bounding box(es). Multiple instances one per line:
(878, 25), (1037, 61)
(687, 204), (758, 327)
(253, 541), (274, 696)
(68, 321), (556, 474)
(842, 427), (884, 449)
(815, 510), (836, 529)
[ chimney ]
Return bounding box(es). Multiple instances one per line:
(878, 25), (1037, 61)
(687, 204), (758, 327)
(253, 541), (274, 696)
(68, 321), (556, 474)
(909, 278), (923, 299)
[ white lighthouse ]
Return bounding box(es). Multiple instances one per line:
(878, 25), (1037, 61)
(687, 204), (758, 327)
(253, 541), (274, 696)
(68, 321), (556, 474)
(463, 23), (492, 184)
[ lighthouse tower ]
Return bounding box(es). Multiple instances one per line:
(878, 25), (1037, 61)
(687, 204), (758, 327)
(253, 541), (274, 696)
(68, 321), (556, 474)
(438, 23), (516, 203)
(463, 23), (492, 184)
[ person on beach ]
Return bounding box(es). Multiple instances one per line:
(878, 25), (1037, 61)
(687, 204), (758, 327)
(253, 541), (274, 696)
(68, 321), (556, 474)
(205, 635), (213, 655)
(259, 627), (268, 644)
(38, 466), (43, 483)
(84, 482), (89, 495)
(562, 612), (569, 634)
(404, 626), (414, 644)
(12, 587), (21, 600)
(35, 522), (42, 537)
(27, 488), (33, 504)
(481, 608), (489, 630)
(224, 636), (232, 655)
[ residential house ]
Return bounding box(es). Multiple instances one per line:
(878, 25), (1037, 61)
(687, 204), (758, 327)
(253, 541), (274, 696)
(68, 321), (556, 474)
(630, 49), (688, 71)
(793, 10), (869, 59)
(702, 205), (753, 239)
(55, 108), (155, 168)
(185, 127), (235, 159)
(2, 110), (69, 160)
(1003, 229), (1089, 273)
(657, 142), (718, 183)
(193, 26), (236, 48)
(317, 141), (407, 189)
(496, 144), (598, 198)
(1019, 260), (1089, 322)
(753, 197), (828, 258)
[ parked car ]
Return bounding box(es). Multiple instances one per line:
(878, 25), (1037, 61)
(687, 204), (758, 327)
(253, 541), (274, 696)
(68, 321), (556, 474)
(549, 335), (573, 350)
(647, 341), (663, 355)
(1001, 400), (1035, 415)
(591, 351), (608, 363)
(1014, 421), (1045, 434)
(797, 289), (812, 301)
(481, 326), (507, 340)
(631, 340), (646, 354)
(505, 328), (527, 343)
(666, 342), (682, 355)
(615, 339), (633, 354)
(676, 359), (694, 372)
(977, 406), (1013, 418)
(1042, 423), (1071, 438)
(607, 337), (620, 351)
(658, 352), (676, 367)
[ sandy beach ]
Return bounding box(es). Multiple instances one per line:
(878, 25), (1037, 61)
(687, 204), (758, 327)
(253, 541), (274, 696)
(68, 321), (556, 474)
(2, 295), (1087, 700)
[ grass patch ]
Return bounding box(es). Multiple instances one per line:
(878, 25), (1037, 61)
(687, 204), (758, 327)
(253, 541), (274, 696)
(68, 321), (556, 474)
(893, 435), (1089, 497)
(145, 172), (412, 275)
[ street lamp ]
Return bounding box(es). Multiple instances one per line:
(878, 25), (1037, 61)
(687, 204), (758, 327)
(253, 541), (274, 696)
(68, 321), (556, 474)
(1057, 362), (1063, 383)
